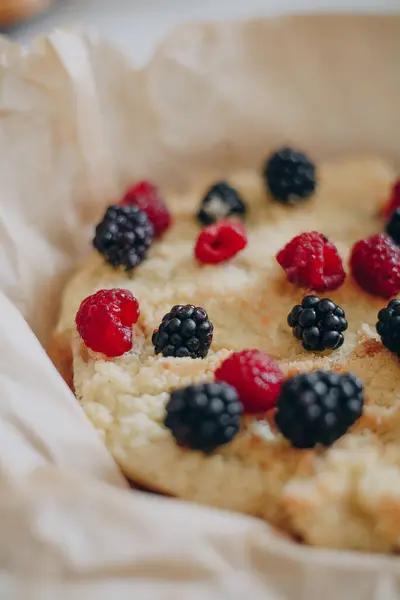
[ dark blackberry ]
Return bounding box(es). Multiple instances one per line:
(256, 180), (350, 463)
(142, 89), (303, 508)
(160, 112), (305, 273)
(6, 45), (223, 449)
(263, 147), (316, 204)
(385, 208), (400, 245)
(152, 304), (214, 359)
(275, 371), (364, 448)
(93, 205), (154, 270)
(197, 181), (246, 226)
(164, 382), (243, 452)
(376, 298), (400, 354)
(287, 295), (347, 352)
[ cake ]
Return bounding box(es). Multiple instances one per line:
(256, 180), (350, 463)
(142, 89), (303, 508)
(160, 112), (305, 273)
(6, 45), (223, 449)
(52, 150), (400, 552)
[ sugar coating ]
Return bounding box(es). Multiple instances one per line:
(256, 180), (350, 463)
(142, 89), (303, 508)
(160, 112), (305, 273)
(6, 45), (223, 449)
(54, 157), (400, 551)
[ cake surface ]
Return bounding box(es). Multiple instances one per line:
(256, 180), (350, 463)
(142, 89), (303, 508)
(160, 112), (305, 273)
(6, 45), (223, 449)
(53, 157), (400, 552)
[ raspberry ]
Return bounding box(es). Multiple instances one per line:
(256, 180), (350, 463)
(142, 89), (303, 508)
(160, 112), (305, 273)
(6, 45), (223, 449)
(214, 349), (284, 413)
(194, 219), (247, 265)
(350, 233), (400, 298)
(383, 180), (400, 221)
(276, 232), (345, 292)
(121, 180), (171, 237)
(75, 289), (139, 357)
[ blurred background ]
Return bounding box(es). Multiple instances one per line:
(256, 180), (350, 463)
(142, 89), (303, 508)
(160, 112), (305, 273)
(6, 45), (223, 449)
(1, 0), (399, 63)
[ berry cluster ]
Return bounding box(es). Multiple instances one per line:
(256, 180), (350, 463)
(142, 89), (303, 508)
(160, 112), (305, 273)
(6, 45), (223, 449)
(91, 161), (400, 301)
(75, 288), (365, 453)
(75, 147), (400, 459)
(163, 348), (284, 451)
(92, 150), (322, 274)
(164, 351), (364, 452)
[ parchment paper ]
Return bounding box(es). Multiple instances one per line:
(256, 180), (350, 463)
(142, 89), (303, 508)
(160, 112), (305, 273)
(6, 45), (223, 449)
(0, 15), (399, 599)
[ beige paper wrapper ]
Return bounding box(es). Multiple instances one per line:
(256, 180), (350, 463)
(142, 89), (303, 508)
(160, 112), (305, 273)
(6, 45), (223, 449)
(1, 14), (400, 598)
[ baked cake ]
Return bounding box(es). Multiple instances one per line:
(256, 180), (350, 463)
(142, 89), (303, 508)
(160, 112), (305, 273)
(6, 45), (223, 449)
(52, 150), (400, 552)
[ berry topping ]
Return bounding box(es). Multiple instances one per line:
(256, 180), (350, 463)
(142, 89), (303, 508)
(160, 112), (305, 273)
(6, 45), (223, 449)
(288, 295), (348, 352)
(152, 304), (214, 359)
(350, 233), (400, 298)
(263, 147), (316, 204)
(93, 205), (154, 270)
(275, 371), (364, 448)
(197, 181), (246, 226)
(385, 208), (400, 245)
(194, 219), (247, 265)
(214, 349), (284, 413)
(75, 289), (140, 357)
(121, 180), (171, 238)
(276, 232), (345, 292)
(164, 382), (243, 453)
(376, 299), (400, 355)
(383, 179), (400, 221)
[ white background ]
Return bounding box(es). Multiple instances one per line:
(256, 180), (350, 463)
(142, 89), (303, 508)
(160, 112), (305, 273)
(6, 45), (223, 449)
(10, 0), (400, 63)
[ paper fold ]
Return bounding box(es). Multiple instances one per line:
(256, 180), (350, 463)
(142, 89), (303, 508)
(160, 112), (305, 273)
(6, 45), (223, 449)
(2, 467), (399, 599)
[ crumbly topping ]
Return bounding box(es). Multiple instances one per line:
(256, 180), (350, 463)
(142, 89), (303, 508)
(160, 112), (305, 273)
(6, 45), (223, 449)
(56, 158), (400, 552)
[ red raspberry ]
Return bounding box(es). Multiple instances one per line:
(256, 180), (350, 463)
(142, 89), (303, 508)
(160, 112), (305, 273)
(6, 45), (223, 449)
(121, 180), (171, 237)
(215, 349), (284, 413)
(350, 233), (400, 298)
(194, 219), (247, 265)
(383, 180), (400, 221)
(276, 231), (345, 292)
(76, 289), (140, 357)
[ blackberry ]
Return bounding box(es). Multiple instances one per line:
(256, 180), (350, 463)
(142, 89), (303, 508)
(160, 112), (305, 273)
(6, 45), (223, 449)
(376, 298), (400, 354)
(275, 371), (364, 448)
(287, 295), (347, 352)
(93, 205), (154, 270)
(263, 147), (316, 204)
(385, 208), (400, 245)
(197, 181), (246, 226)
(152, 304), (214, 358)
(164, 382), (243, 452)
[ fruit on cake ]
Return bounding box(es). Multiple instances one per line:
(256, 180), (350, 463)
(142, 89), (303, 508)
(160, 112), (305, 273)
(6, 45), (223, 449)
(52, 149), (400, 552)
